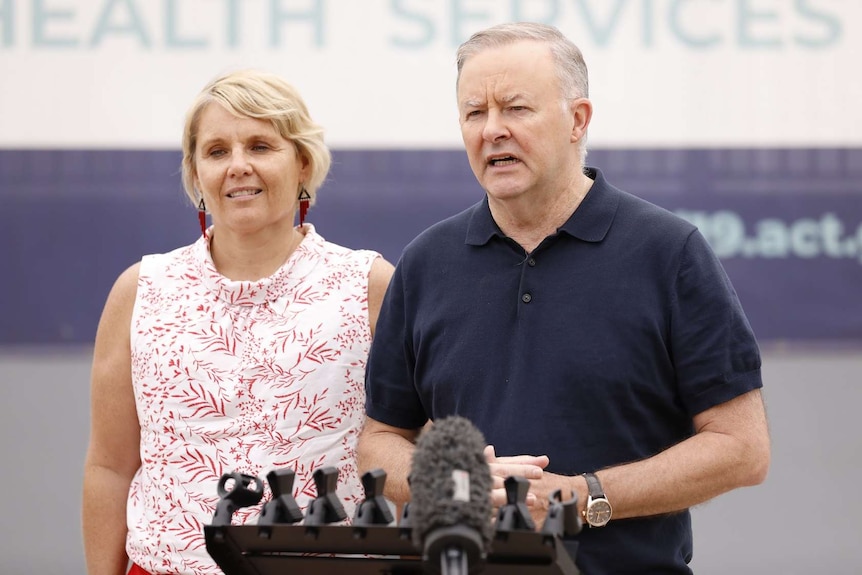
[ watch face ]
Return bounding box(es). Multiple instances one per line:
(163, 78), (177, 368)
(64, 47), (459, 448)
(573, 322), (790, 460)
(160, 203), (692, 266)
(587, 499), (612, 527)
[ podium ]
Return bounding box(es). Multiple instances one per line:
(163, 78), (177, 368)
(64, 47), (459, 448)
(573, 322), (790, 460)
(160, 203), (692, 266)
(205, 523), (578, 575)
(205, 469), (580, 575)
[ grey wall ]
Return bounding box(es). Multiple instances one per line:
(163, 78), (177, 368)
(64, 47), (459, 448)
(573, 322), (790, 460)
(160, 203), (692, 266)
(0, 347), (859, 574)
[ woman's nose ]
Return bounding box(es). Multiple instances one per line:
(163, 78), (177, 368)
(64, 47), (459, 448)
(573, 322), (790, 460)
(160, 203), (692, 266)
(227, 149), (252, 176)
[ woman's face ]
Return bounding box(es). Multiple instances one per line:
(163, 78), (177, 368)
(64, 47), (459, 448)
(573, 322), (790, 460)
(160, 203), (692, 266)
(193, 102), (309, 234)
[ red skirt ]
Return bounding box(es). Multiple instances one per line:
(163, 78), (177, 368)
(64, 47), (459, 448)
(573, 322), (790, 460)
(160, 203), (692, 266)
(128, 564), (153, 575)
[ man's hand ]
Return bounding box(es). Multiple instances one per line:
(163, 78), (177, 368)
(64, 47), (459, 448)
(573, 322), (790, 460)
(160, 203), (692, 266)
(484, 445), (549, 524)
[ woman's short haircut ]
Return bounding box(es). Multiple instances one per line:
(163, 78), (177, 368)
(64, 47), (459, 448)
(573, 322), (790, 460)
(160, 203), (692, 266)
(181, 69), (331, 209)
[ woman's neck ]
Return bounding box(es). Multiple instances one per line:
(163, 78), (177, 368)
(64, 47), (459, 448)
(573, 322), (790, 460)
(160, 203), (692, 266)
(209, 224), (306, 281)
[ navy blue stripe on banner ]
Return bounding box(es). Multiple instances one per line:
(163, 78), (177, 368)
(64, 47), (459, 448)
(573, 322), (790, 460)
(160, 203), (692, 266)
(1, 148), (861, 345)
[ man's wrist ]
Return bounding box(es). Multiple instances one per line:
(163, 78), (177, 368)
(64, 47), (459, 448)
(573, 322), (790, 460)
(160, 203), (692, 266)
(572, 474), (589, 520)
(581, 472), (613, 527)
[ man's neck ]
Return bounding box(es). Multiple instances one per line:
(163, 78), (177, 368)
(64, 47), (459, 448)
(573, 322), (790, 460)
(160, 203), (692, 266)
(489, 170), (594, 253)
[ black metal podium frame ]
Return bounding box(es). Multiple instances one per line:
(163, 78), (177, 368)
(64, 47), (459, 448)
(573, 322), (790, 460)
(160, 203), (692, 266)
(205, 468), (581, 574)
(204, 523), (579, 575)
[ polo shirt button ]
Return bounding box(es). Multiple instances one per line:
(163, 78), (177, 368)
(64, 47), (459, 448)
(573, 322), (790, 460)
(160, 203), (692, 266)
(521, 293), (532, 303)
(528, 258), (536, 267)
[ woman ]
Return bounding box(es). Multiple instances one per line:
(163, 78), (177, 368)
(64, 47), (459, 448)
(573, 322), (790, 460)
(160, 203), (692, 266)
(82, 69), (394, 575)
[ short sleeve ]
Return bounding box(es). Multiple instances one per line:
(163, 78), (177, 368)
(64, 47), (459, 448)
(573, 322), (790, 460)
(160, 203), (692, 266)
(671, 229), (762, 415)
(364, 262), (429, 429)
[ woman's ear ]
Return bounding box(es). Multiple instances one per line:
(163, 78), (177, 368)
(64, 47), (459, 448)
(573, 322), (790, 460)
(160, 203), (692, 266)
(299, 153), (311, 182)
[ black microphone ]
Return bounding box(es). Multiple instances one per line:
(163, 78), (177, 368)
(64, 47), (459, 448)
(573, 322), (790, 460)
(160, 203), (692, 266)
(409, 416), (493, 575)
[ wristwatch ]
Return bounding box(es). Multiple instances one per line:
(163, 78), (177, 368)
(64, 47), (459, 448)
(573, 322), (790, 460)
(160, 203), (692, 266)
(582, 472), (612, 527)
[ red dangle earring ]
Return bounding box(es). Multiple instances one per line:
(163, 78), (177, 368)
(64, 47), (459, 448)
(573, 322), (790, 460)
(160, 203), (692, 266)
(298, 187), (311, 226)
(197, 197), (208, 239)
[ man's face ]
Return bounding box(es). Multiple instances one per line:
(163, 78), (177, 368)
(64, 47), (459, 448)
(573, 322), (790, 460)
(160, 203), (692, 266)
(457, 41), (582, 204)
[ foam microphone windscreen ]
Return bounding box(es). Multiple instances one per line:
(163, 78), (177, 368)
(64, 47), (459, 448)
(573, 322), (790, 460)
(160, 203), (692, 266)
(409, 416), (494, 555)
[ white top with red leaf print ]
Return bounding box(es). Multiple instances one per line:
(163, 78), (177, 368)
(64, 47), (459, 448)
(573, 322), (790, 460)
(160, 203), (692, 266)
(127, 225), (380, 574)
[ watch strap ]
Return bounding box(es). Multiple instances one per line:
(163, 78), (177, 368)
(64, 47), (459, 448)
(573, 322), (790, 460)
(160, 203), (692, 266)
(583, 472), (605, 499)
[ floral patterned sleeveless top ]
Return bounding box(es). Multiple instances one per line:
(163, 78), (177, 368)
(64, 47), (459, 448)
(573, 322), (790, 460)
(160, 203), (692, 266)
(126, 225), (380, 574)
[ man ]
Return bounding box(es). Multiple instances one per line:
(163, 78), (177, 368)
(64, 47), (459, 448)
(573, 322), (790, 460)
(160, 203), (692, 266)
(358, 22), (769, 574)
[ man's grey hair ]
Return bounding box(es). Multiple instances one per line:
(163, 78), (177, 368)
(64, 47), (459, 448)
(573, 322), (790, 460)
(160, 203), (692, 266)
(456, 22), (589, 101)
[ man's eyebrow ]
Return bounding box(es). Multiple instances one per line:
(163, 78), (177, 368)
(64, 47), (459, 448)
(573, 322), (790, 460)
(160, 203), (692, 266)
(462, 93), (526, 105)
(460, 92), (530, 110)
(461, 98), (484, 108)
(500, 93), (526, 103)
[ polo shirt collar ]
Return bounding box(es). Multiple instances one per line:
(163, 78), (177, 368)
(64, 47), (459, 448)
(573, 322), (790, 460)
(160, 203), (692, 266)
(465, 166), (618, 246)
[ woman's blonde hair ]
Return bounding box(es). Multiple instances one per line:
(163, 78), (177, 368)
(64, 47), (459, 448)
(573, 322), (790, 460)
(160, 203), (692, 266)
(181, 69), (331, 210)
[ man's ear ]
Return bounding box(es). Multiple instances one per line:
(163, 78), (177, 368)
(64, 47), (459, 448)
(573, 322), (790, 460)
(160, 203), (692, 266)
(570, 97), (593, 143)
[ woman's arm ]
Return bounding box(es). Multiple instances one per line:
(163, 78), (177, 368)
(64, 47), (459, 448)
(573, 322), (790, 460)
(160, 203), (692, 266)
(82, 263), (143, 575)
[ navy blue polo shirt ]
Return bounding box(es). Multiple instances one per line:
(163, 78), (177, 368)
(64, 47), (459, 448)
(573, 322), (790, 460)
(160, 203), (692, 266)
(365, 168), (762, 574)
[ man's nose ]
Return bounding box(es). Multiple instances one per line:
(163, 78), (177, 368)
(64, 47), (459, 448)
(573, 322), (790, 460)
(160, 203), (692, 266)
(482, 109), (510, 142)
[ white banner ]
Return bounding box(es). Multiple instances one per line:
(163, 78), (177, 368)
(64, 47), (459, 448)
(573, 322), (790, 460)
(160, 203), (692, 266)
(0, 0), (858, 148)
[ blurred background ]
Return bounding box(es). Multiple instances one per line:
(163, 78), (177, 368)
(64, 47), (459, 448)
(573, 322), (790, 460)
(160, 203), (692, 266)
(1, 1), (860, 573)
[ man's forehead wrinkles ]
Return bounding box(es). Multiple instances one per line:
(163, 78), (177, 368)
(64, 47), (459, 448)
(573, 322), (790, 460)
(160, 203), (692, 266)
(460, 91), (524, 108)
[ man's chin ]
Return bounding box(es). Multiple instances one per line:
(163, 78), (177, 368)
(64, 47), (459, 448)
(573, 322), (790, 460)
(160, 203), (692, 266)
(484, 184), (527, 202)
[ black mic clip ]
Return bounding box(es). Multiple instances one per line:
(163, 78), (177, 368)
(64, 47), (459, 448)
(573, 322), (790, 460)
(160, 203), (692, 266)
(495, 475), (536, 532)
(211, 472), (265, 526)
(397, 502), (413, 541)
(541, 488), (583, 538)
(303, 466), (347, 526)
(353, 468), (395, 526)
(258, 469), (303, 527)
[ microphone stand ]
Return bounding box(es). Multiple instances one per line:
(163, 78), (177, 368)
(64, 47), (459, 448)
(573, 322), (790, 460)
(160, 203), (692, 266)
(423, 524), (485, 575)
(442, 545), (468, 575)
